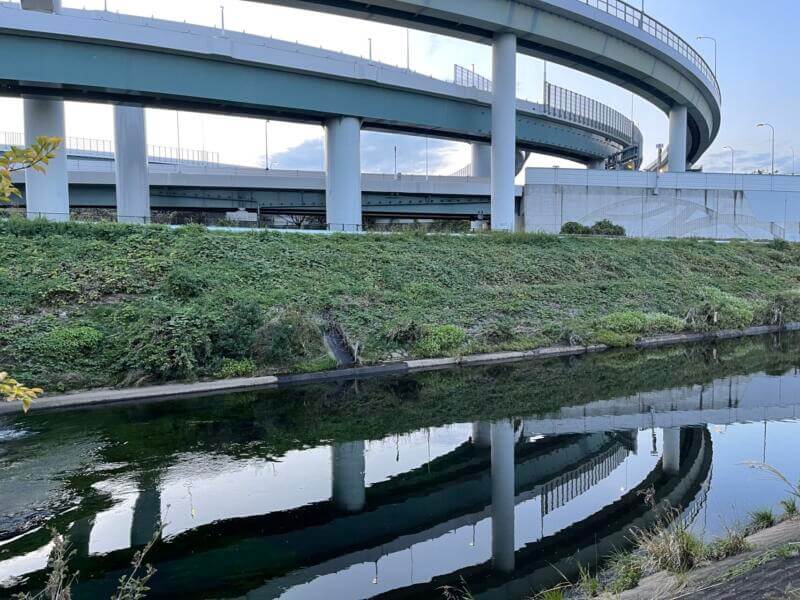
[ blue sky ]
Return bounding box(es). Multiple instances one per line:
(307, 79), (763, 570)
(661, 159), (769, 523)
(0, 0), (796, 175)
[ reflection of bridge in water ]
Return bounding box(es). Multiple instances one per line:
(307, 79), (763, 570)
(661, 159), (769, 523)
(5, 364), (796, 598)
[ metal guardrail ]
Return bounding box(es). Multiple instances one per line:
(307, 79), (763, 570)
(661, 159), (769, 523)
(575, 0), (720, 98)
(453, 64), (492, 93)
(544, 82), (635, 146)
(0, 131), (219, 166)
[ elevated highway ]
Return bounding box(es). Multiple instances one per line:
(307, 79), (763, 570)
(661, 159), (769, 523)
(1, 1), (647, 229)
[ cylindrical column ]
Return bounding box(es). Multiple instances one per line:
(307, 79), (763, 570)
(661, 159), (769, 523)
(331, 441), (366, 513)
(471, 143), (492, 178)
(491, 32), (517, 232)
(23, 98), (69, 221)
(668, 106), (688, 173)
(21, 0), (62, 12)
(491, 419), (516, 573)
(131, 478), (161, 547)
(472, 421), (492, 448)
(588, 158), (606, 170)
(114, 106), (150, 224)
(325, 116), (362, 232)
(662, 428), (681, 475)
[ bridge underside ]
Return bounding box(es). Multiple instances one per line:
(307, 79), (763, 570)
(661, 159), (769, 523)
(10, 184), (495, 220)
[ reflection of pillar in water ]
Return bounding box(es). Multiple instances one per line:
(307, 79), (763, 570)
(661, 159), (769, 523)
(472, 422), (492, 448)
(491, 419), (515, 573)
(131, 478), (162, 547)
(662, 428), (682, 475)
(69, 516), (94, 559)
(331, 441), (366, 513)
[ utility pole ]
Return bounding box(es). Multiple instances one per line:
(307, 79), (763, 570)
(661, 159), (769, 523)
(264, 120), (270, 170)
(697, 36), (718, 75)
(723, 145), (735, 174)
(406, 29), (410, 70)
(757, 123), (775, 174)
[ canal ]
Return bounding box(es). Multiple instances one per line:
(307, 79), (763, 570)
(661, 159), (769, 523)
(2, 333), (800, 598)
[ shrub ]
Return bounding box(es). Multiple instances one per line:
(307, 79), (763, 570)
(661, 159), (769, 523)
(163, 266), (207, 299)
(685, 287), (754, 331)
(413, 324), (467, 357)
(33, 326), (104, 360)
(560, 221), (592, 235)
(251, 311), (325, 368)
(560, 220), (626, 236)
(211, 300), (264, 359)
(120, 310), (212, 380)
(590, 219), (626, 237)
(214, 357), (256, 379)
(384, 321), (423, 346)
(758, 289), (800, 326)
(590, 311), (684, 347)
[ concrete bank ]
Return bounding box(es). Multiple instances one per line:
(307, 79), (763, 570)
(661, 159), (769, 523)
(2, 322), (799, 416)
(619, 520), (800, 600)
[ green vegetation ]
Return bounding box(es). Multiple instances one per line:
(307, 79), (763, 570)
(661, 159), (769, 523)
(560, 219), (626, 236)
(707, 528), (751, 560)
(748, 508), (777, 532)
(3, 218), (800, 392)
(606, 551), (645, 593)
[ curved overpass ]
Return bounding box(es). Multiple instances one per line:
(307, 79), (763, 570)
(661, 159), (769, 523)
(259, 0), (721, 167)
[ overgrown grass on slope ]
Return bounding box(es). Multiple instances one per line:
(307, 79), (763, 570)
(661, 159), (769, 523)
(2, 218), (800, 392)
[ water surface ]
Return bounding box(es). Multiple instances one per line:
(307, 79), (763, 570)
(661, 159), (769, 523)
(2, 334), (800, 598)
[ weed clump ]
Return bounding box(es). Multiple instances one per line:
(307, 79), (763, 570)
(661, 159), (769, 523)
(685, 287), (754, 330)
(631, 514), (705, 573)
(413, 325), (467, 357)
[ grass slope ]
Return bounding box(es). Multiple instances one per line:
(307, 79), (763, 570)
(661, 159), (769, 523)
(2, 218), (800, 392)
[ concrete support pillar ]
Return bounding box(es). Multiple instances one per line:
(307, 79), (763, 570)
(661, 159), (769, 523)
(23, 98), (69, 221)
(331, 441), (366, 513)
(324, 116), (362, 232)
(131, 479), (161, 547)
(472, 422), (492, 448)
(114, 106), (150, 224)
(471, 143), (492, 177)
(668, 105), (688, 173)
(68, 516), (94, 559)
(491, 32), (517, 232)
(662, 427), (681, 475)
(22, 0), (67, 222)
(589, 159), (606, 170)
(491, 419), (516, 573)
(21, 0), (61, 11)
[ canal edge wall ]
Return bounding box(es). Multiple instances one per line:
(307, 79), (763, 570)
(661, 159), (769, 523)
(3, 322), (800, 415)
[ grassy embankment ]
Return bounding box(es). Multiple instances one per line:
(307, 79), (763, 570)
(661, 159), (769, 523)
(2, 218), (800, 393)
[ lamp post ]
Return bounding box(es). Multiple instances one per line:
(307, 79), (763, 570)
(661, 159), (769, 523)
(757, 123), (775, 174)
(722, 145), (735, 174)
(696, 36), (718, 75)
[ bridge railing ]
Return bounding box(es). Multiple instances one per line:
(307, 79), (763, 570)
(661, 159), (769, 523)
(453, 64), (492, 93)
(575, 0), (720, 99)
(544, 82), (636, 146)
(0, 131), (220, 166)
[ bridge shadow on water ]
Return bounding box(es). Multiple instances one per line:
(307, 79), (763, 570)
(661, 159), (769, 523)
(2, 333), (800, 598)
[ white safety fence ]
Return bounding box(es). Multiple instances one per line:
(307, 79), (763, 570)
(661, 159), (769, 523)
(525, 168), (800, 241)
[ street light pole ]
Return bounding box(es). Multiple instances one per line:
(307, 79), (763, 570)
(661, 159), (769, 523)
(722, 145), (735, 174)
(757, 123), (775, 174)
(696, 36), (718, 75)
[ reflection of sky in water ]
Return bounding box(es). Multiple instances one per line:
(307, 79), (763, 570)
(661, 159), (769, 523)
(3, 354), (800, 598)
(158, 424), (472, 537)
(272, 430), (662, 600)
